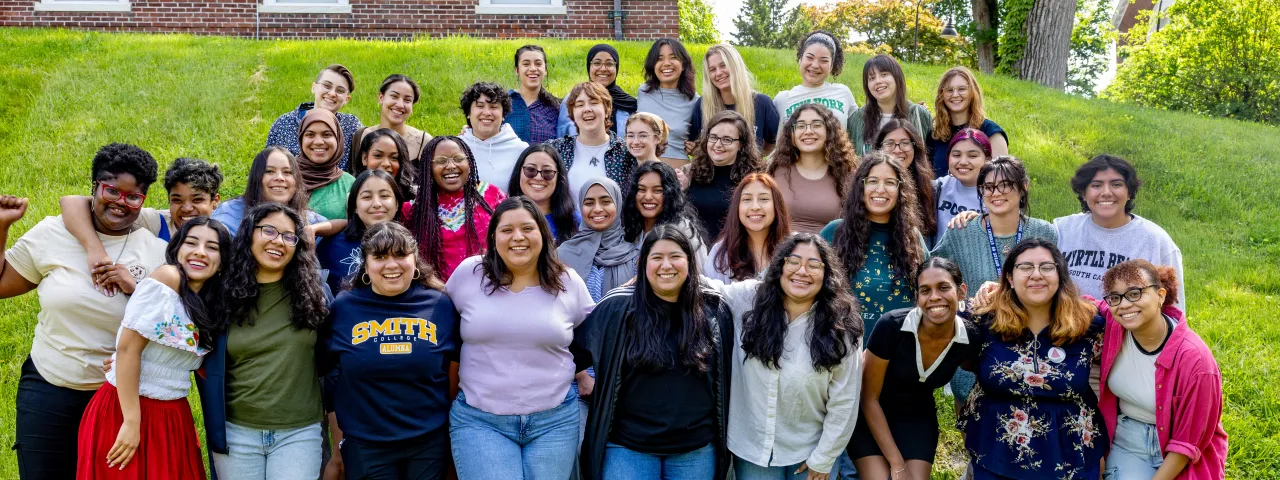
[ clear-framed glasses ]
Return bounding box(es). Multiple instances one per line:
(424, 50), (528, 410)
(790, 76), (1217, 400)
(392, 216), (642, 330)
(793, 121), (827, 132)
(944, 86), (970, 96)
(783, 256), (825, 273)
(863, 177), (900, 190)
(314, 81), (349, 96)
(1013, 262), (1058, 276)
(1103, 285), (1159, 307)
(625, 132), (652, 141)
(589, 60), (618, 69)
(431, 155), (468, 168)
(255, 225), (300, 247)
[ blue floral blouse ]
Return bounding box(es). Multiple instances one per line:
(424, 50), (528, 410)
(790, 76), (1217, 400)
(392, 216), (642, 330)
(958, 314), (1108, 480)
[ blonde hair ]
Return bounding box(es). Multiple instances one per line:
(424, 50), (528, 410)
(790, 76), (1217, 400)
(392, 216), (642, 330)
(626, 112), (670, 156)
(566, 82), (615, 131)
(931, 67), (987, 142)
(700, 44), (757, 142)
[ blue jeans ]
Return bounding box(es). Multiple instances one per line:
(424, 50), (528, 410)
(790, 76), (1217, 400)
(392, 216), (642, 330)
(211, 421), (323, 480)
(733, 454), (808, 480)
(602, 442), (715, 480)
(834, 452), (858, 479)
(449, 390), (580, 480)
(1105, 415), (1164, 480)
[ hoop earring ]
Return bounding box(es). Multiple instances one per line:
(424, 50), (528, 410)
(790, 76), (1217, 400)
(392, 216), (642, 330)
(412, 269), (421, 280)
(362, 273), (371, 285)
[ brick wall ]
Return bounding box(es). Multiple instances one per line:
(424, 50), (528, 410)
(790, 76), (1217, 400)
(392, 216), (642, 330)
(0, 0), (678, 39)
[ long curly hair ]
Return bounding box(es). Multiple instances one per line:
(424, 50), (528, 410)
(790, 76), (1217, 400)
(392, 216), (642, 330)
(769, 103), (856, 202)
(477, 197), (568, 296)
(831, 151), (925, 285)
(875, 118), (936, 236)
(505, 144), (578, 245)
(975, 238), (1097, 346)
(627, 225), (715, 372)
(713, 173), (792, 281)
(409, 136), (493, 276)
(164, 216), (232, 349)
(931, 67), (987, 142)
(741, 233), (862, 370)
(219, 203), (329, 330)
(622, 161), (701, 243)
(689, 110), (764, 186)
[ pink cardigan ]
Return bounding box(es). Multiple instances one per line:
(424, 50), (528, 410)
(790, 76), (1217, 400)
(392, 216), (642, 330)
(1097, 302), (1228, 480)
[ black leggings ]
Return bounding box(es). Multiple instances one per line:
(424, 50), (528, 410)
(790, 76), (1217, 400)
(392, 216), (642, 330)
(14, 356), (97, 480)
(340, 429), (450, 480)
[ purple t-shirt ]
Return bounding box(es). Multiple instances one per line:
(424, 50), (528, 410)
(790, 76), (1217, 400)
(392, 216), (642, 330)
(445, 256), (595, 415)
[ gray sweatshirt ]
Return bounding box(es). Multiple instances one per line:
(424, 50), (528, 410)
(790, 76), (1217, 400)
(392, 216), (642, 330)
(1052, 213), (1186, 310)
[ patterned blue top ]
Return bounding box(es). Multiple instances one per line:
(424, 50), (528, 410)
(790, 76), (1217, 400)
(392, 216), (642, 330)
(507, 89), (560, 145)
(959, 314), (1108, 479)
(585, 265), (606, 301)
(265, 102), (364, 171)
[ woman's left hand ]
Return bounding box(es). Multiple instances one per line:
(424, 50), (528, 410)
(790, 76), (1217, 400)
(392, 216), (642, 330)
(794, 463), (829, 480)
(93, 262), (137, 295)
(106, 419), (140, 469)
(576, 371), (595, 397)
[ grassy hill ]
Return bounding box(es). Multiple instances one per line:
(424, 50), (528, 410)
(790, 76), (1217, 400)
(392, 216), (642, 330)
(1, 27), (1278, 478)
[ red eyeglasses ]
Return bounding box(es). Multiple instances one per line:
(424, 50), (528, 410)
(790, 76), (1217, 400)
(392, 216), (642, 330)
(97, 182), (147, 210)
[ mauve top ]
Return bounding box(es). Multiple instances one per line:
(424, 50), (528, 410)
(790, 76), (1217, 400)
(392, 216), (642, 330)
(445, 256), (596, 415)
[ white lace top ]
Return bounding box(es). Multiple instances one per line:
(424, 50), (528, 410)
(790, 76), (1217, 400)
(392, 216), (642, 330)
(105, 278), (210, 401)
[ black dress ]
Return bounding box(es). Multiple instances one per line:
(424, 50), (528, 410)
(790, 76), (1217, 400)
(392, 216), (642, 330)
(847, 308), (978, 462)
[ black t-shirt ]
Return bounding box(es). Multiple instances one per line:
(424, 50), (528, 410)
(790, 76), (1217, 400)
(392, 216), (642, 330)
(687, 164), (736, 241)
(688, 93), (782, 149)
(866, 308), (979, 414)
(609, 301), (716, 454)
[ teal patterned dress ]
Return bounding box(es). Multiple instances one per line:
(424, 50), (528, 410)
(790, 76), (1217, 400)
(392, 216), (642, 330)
(820, 220), (928, 344)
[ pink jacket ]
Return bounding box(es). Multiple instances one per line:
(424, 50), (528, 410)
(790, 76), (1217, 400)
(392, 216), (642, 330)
(1097, 302), (1228, 480)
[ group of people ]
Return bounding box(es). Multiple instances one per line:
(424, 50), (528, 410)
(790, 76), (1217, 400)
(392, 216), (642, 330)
(0, 30), (1227, 480)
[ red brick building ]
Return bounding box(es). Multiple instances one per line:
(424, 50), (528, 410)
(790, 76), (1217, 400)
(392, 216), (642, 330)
(0, 0), (678, 39)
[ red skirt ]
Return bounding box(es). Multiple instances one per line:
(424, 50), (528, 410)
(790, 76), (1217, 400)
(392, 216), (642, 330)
(76, 382), (207, 480)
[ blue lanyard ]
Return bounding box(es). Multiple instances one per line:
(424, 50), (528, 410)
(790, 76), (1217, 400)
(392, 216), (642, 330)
(985, 215), (1023, 277)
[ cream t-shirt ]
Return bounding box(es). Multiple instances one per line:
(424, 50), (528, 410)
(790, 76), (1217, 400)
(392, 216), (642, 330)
(6, 216), (167, 390)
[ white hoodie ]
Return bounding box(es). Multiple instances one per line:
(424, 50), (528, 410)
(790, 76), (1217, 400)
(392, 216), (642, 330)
(460, 123), (530, 194)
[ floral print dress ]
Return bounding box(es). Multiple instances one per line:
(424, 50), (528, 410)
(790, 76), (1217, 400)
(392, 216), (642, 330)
(959, 314), (1108, 480)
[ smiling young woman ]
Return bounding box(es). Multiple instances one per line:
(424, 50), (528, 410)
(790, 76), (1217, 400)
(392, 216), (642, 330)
(774, 30), (857, 131)
(556, 44), (637, 138)
(508, 45), (562, 144)
(505, 144), (579, 245)
(703, 172), (792, 283)
(769, 103), (856, 234)
(407, 136), (506, 281)
(848, 55), (933, 156)
(459, 82), (530, 193)
(686, 110), (765, 241)
(296, 108), (357, 221)
(549, 82), (638, 206)
(315, 169), (407, 293)
(932, 128), (992, 245)
(689, 44), (781, 156)
(266, 64), (364, 171)
(349, 74), (431, 170)
(635, 38), (700, 168)
(927, 67), (1008, 179)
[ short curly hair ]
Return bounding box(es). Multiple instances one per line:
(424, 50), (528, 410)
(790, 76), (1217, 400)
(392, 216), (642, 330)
(460, 82), (512, 127)
(91, 143), (158, 189)
(1070, 154), (1142, 214)
(163, 157), (223, 195)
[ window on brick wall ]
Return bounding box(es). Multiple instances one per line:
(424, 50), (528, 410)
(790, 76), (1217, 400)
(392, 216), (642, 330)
(259, 0), (351, 14)
(476, 0), (566, 15)
(33, 0), (130, 13)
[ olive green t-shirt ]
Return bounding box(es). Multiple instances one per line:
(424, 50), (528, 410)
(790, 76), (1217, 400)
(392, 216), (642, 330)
(225, 281), (323, 429)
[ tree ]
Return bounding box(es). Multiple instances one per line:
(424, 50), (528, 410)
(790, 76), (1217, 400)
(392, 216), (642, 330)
(733, 0), (792, 48)
(1014, 0), (1076, 88)
(1104, 0), (1280, 124)
(679, 0), (719, 45)
(804, 0), (974, 67)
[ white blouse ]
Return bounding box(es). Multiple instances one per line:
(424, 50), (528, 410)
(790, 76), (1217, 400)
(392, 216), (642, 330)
(710, 278), (864, 474)
(105, 278), (209, 401)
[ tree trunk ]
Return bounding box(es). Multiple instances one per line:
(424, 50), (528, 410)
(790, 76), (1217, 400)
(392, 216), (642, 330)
(971, 0), (997, 73)
(1016, 0), (1076, 89)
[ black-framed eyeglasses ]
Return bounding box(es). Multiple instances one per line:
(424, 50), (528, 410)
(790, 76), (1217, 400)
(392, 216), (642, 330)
(255, 225), (300, 247)
(1013, 262), (1058, 276)
(707, 134), (740, 146)
(522, 166), (558, 181)
(783, 255), (825, 273)
(1103, 285), (1159, 307)
(880, 140), (914, 151)
(979, 180), (1017, 196)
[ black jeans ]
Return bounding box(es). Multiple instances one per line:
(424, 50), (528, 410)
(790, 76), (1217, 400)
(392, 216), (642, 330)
(340, 428), (449, 480)
(14, 356), (97, 480)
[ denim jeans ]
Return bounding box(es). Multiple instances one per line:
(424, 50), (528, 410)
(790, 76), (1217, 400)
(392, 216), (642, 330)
(833, 451), (858, 479)
(13, 356), (96, 480)
(733, 454), (809, 480)
(1105, 415), (1164, 480)
(211, 421), (323, 480)
(449, 389), (580, 480)
(602, 442), (715, 480)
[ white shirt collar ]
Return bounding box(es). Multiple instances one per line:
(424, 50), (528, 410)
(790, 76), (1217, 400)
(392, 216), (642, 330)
(902, 308), (970, 382)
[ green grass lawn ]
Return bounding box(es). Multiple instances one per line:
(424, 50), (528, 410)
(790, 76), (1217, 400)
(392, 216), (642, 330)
(1, 27), (1278, 479)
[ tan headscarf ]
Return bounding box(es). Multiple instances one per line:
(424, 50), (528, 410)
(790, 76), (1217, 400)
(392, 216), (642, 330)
(297, 108), (346, 192)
